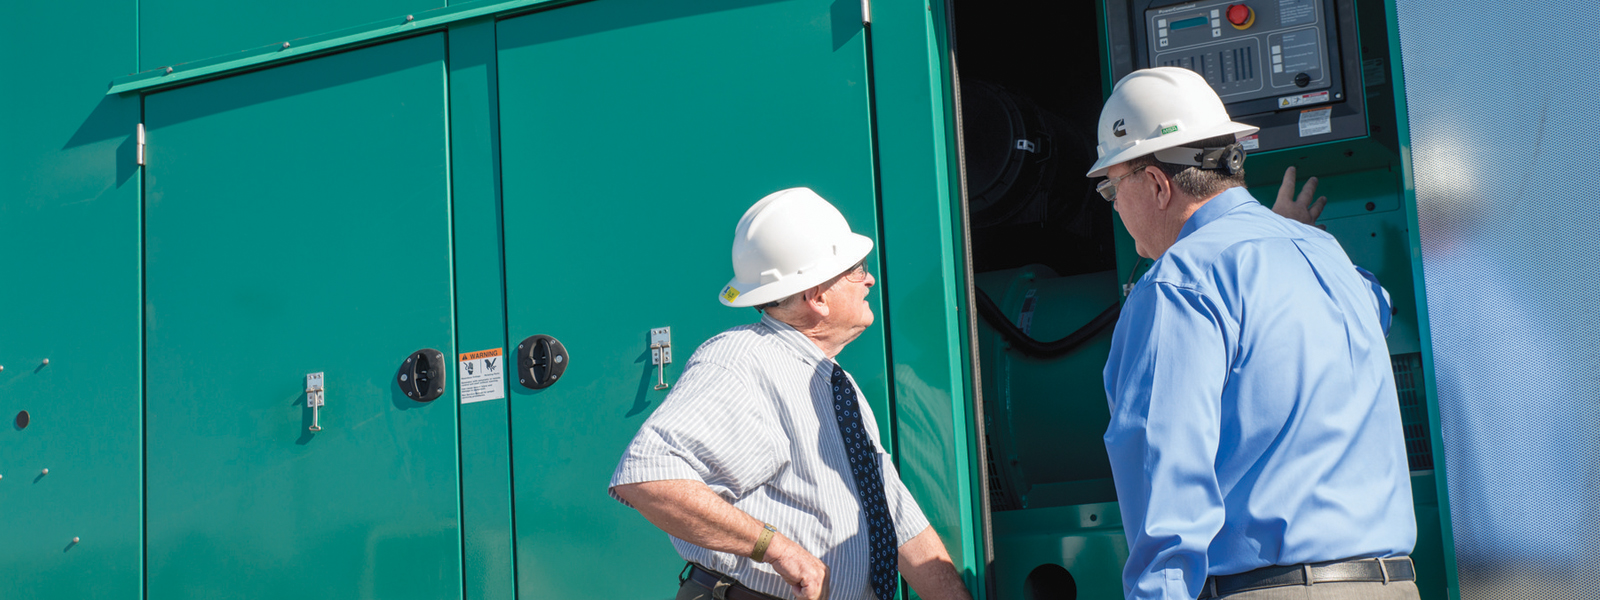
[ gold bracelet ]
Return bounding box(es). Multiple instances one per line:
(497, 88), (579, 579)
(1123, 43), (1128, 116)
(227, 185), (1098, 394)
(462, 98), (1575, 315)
(751, 523), (778, 562)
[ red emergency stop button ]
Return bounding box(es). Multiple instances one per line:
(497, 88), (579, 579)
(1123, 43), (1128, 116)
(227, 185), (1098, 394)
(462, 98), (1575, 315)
(1227, 4), (1255, 29)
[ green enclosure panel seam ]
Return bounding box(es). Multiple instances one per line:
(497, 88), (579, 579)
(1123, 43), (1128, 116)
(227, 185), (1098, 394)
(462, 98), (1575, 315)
(443, 30), (468, 600)
(109, 0), (591, 95)
(443, 16), (517, 600)
(862, 21), (902, 462)
(139, 89), (149, 600)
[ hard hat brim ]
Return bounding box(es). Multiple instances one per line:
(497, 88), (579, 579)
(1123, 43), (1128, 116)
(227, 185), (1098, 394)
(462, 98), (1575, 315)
(720, 233), (874, 308)
(1085, 120), (1260, 178)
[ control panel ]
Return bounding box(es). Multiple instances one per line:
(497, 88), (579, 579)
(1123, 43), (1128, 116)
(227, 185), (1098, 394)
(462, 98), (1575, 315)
(1107, 0), (1368, 154)
(1148, 0), (1332, 105)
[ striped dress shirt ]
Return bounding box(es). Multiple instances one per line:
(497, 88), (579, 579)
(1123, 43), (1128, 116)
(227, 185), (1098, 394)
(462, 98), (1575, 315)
(610, 313), (931, 600)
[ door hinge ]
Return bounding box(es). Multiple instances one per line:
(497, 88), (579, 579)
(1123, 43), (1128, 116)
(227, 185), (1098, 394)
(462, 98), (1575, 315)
(136, 123), (146, 166)
(861, 0), (871, 24)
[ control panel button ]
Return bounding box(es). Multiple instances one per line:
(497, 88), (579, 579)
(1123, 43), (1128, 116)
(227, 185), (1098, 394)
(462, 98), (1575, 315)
(1227, 5), (1254, 28)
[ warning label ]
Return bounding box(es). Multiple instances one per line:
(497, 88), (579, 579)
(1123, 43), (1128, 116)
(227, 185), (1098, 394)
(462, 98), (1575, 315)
(458, 348), (505, 404)
(1279, 90), (1330, 109)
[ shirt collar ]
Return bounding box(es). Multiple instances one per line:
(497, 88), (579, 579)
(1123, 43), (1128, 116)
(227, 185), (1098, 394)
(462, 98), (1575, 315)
(759, 312), (830, 366)
(1177, 186), (1256, 242)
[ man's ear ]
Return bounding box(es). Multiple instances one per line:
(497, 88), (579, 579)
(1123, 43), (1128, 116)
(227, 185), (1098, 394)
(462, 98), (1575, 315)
(1152, 168), (1174, 210)
(803, 285), (831, 318)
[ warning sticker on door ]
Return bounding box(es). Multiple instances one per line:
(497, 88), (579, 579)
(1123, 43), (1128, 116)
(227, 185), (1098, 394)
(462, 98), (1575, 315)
(458, 348), (505, 404)
(1298, 107), (1333, 137)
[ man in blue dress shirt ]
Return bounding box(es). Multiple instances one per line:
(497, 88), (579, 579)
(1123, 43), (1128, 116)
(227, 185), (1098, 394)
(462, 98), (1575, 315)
(1085, 67), (1420, 599)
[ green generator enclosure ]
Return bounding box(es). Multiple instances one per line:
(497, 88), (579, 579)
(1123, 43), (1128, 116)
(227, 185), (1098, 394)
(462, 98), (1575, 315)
(0, 0), (1476, 598)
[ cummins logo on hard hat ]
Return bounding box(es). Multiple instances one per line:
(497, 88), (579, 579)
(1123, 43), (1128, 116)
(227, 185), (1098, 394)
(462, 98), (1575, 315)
(720, 188), (874, 308)
(1085, 67), (1259, 178)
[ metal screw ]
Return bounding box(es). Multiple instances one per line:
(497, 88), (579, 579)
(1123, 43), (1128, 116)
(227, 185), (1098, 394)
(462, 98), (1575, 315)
(165, 67), (174, 74)
(281, 42), (291, 49)
(405, 14), (414, 22)
(72, 537), (80, 543)
(41, 468), (48, 475)
(42, 358), (49, 366)
(1, 365), (5, 371)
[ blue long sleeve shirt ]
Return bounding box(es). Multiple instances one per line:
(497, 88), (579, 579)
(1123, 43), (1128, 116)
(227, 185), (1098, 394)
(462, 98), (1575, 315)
(1103, 187), (1416, 599)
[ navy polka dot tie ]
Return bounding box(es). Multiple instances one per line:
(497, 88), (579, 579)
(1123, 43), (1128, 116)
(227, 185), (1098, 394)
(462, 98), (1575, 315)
(831, 364), (897, 600)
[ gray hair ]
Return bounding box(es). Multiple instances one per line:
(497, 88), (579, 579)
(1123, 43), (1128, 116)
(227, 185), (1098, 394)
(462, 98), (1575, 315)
(1122, 134), (1247, 199)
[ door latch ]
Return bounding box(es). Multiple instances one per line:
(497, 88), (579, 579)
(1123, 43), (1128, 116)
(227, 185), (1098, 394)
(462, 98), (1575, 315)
(516, 335), (569, 390)
(397, 349), (447, 402)
(306, 372), (325, 432)
(650, 327), (672, 391)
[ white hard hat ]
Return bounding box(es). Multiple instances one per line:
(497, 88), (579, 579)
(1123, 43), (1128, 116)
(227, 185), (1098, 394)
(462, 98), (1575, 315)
(719, 188), (874, 308)
(1085, 67), (1259, 178)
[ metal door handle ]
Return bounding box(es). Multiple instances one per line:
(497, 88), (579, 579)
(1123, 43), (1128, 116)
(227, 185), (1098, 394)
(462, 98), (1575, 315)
(306, 372), (325, 432)
(650, 327), (672, 391)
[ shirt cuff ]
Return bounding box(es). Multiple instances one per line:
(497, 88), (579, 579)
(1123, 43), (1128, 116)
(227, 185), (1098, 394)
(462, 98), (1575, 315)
(607, 456), (705, 507)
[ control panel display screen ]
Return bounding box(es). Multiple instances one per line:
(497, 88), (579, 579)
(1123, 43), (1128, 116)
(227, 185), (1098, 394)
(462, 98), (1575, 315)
(1146, 0), (1332, 107)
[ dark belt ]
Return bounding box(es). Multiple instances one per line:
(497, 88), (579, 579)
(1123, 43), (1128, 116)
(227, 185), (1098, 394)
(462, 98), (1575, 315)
(680, 563), (786, 600)
(1197, 557), (1416, 599)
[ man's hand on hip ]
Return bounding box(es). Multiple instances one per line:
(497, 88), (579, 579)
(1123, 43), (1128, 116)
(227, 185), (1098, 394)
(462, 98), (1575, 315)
(764, 533), (828, 600)
(612, 480), (828, 599)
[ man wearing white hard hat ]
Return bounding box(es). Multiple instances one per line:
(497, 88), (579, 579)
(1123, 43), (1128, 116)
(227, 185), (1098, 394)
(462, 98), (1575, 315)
(609, 188), (971, 600)
(1091, 67), (1418, 599)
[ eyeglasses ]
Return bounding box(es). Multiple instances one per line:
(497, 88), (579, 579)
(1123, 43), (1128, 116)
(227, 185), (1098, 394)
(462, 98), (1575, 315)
(1095, 166), (1148, 202)
(842, 259), (870, 283)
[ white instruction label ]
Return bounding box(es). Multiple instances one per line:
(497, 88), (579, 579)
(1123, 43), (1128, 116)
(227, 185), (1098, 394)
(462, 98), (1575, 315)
(1239, 134), (1261, 151)
(1298, 107), (1333, 137)
(458, 348), (505, 404)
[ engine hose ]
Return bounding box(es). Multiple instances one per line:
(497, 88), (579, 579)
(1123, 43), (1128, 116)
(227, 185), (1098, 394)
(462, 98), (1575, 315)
(974, 287), (1122, 358)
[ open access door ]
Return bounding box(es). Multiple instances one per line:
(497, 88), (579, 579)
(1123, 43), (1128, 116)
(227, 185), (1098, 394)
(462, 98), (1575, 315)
(495, 0), (887, 595)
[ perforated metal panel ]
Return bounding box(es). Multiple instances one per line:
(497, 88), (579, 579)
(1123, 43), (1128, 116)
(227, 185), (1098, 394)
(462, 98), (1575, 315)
(1395, 1), (1600, 597)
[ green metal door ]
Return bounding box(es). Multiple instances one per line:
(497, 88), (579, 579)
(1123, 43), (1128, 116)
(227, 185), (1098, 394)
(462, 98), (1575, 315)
(495, 0), (884, 595)
(143, 34), (461, 600)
